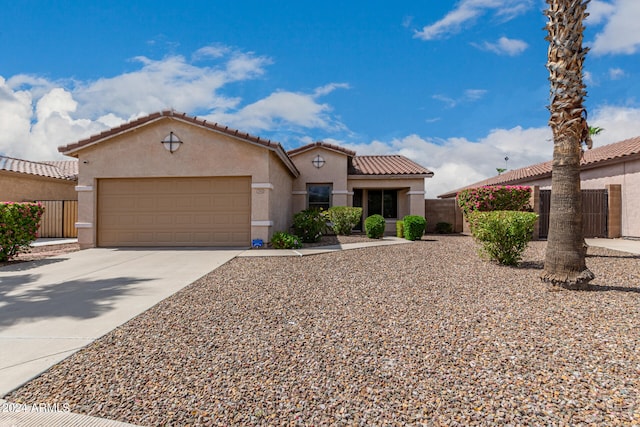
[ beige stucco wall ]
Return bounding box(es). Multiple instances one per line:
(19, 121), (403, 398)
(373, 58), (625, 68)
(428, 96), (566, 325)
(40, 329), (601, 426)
(0, 172), (77, 202)
(71, 117), (294, 247)
(267, 151), (294, 235)
(290, 147), (350, 213)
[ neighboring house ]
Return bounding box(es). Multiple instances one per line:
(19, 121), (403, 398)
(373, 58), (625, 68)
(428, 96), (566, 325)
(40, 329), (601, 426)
(0, 156), (78, 201)
(438, 136), (640, 238)
(58, 110), (433, 248)
(0, 156), (79, 238)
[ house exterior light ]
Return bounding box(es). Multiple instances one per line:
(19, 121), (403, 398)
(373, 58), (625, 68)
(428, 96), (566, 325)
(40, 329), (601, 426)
(161, 132), (183, 153)
(312, 155), (325, 168)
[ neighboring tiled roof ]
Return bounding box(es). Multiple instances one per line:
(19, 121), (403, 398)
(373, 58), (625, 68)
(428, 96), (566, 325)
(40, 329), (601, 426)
(350, 155), (434, 176)
(58, 110), (300, 177)
(438, 135), (640, 198)
(287, 141), (357, 157)
(0, 156), (78, 181)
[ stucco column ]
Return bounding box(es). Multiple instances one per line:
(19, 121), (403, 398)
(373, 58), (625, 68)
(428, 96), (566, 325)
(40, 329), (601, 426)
(607, 184), (622, 238)
(408, 190), (426, 217)
(251, 183), (273, 243)
(75, 185), (95, 249)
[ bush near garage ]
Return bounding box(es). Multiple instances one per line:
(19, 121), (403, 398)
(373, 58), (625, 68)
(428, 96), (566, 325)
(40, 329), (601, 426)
(0, 202), (45, 261)
(292, 209), (328, 243)
(270, 231), (303, 249)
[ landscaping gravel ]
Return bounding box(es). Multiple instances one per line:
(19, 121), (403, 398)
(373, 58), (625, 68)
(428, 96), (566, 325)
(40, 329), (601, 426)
(6, 235), (640, 426)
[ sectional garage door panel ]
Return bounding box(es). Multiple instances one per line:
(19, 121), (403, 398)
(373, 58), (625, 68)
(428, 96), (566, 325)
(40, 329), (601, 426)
(98, 177), (251, 247)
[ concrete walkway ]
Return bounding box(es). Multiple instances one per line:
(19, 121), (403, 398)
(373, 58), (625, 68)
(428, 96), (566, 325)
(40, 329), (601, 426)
(586, 238), (640, 255)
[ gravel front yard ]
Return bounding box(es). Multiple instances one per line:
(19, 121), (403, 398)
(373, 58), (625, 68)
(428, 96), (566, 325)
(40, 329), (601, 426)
(6, 235), (640, 425)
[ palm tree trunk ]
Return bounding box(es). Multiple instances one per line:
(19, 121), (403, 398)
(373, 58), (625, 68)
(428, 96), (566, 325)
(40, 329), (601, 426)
(541, 0), (594, 289)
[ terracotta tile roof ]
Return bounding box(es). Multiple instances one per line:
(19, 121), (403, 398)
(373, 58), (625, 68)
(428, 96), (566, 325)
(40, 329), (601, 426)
(0, 156), (78, 181)
(57, 110), (299, 177)
(350, 155), (434, 176)
(438, 135), (640, 198)
(287, 141), (357, 157)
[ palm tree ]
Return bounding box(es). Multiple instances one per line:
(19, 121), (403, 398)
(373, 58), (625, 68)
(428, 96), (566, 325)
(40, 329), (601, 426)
(541, 0), (594, 289)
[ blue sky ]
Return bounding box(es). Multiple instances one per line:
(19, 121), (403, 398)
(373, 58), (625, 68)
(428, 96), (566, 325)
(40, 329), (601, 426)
(1, 0), (639, 196)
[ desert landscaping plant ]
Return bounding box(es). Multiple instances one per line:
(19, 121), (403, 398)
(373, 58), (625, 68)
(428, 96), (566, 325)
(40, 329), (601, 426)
(468, 210), (538, 266)
(402, 215), (426, 241)
(0, 201), (45, 262)
(270, 231), (302, 249)
(364, 214), (386, 239)
(456, 185), (532, 217)
(292, 209), (327, 243)
(327, 206), (362, 235)
(396, 220), (404, 238)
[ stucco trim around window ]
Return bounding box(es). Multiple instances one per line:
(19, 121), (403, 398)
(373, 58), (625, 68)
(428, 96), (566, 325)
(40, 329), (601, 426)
(407, 191), (426, 195)
(332, 190), (354, 195)
(292, 190), (307, 195)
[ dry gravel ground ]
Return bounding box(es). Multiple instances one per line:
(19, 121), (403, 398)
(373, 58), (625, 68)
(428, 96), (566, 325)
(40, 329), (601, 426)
(6, 235), (640, 426)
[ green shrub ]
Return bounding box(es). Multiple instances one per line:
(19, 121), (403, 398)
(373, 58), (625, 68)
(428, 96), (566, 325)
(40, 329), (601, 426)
(270, 231), (302, 249)
(403, 215), (426, 241)
(468, 210), (539, 266)
(364, 214), (386, 239)
(327, 206), (362, 235)
(435, 221), (453, 234)
(0, 202), (45, 262)
(396, 220), (404, 238)
(292, 209), (327, 243)
(457, 185), (532, 217)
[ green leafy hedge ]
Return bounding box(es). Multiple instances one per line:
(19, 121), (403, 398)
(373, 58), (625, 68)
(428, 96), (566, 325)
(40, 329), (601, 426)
(435, 221), (453, 234)
(468, 210), (538, 266)
(270, 231), (302, 249)
(364, 214), (385, 239)
(396, 220), (404, 238)
(457, 185), (532, 217)
(292, 209), (327, 243)
(327, 206), (362, 235)
(0, 202), (45, 262)
(403, 215), (426, 241)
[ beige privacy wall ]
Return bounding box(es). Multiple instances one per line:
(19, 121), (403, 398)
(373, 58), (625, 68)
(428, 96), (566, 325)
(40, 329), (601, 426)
(0, 172), (77, 202)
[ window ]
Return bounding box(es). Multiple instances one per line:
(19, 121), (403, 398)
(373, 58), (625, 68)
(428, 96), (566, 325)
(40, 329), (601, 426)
(367, 189), (398, 219)
(307, 184), (332, 210)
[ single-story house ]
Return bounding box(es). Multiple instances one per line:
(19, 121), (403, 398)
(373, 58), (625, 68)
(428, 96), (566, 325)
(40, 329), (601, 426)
(438, 136), (640, 238)
(0, 156), (78, 201)
(58, 110), (433, 248)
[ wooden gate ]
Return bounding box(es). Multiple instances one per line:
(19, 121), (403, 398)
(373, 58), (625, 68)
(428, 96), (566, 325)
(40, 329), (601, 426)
(36, 200), (78, 238)
(539, 190), (607, 238)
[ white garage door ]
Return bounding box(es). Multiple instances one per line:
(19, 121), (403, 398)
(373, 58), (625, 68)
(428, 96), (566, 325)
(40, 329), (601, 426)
(97, 177), (251, 247)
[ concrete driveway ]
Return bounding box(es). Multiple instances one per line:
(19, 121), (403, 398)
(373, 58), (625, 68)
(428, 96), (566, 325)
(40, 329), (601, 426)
(0, 247), (241, 397)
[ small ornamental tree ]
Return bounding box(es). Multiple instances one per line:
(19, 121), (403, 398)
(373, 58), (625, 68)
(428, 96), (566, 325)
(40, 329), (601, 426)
(456, 185), (532, 217)
(0, 202), (45, 261)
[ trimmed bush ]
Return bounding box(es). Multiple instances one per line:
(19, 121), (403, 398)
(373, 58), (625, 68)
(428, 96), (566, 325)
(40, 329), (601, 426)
(292, 209), (327, 243)
(403, 215), (426, 241)
(435, 221), (453, 234)
(468, 210), (539, 266)
(364, 214), (386, 239)
(457, 185), (532, 217)
(0, 202), (45, 262)
(270, 231), (302, 249)
(396, 220), (404, 238)
(327, 206), (362, 235)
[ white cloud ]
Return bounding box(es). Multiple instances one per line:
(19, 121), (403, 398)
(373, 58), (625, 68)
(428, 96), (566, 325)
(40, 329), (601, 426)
(590, 0), (640, 55)
(0, 46), (344, 161)
(433, 89), (487, 108)
(414, 0), (533, 40)
(475, 36), (529, 56)
(608, 67), (625, 80)
(587, 0), (616, 24)
(589, 105), (640, 145)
